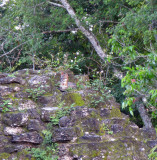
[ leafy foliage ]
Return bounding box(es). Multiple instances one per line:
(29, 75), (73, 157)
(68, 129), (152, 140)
(50, 104), (74, 125)
(108, 0), (157, 127)
(0, 100), (12, 113)
(148, 145), (157, 160)
(0, 0), (156, 128)
(26, 87), (46, 101)
(29, 130), (58, 160)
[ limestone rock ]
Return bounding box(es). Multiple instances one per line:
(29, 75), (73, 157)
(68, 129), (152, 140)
(0, 85), (13, 96)
(13, 86), (21, 92)
(111, 124), (123, 133)
(100, 108), (111, 117)
(52, 127), (75, 142)
(70, 106), (89, 120)
(41, 107), (59, 122)
(28, 75), (51, 91)
(69, 140), (149, 160)
(147, 140), (157, 148)
(12, 132), (43, 144)
(0, 123), (3, 135)
(27, 119), (45, 131)
(79, 134), (101, 142)
(59, 116), (71, 127)
(142, 128), (157, 140)
(4, 143), (34, 154)
(0, 69), (156, 159)
(82, 118), (100, 133)
(37, 95), (57, 105)
(15, 92), (30, 98)
(27, 109), (41, 119)
(0, 77), (25, 85)
(0, 136), (9, 148)
(18, 99), (37, 110)
(58, 144), (70, 157)
(3, 113), (29, 127)
(4, 127), (25, 136)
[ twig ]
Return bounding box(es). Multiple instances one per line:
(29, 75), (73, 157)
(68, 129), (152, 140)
(0, 42), (27, 58)
(48, 1), (65, 8)
(42, 28), (79, 34)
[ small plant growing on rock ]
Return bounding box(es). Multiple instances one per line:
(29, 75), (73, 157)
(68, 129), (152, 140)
(101, 123), (113, 135)
(0, 100), (12, 113)
(29, 130), (58, 160)
(87, 79), (112, 108)
(50, 104), (74, 125)
(148, 145), (157, 160)
(8, 73), (16, 78)
(26, 87), (46, 101)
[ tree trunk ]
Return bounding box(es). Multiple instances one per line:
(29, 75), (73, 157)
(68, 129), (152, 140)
(136, 103), (153, 129)
(60, 0), (107, 61)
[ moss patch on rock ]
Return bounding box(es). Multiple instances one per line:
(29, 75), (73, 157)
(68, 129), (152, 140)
(64, 93), (85, 106)
(69, 139), (149, 160)
(0, 153), (11, 160)
(110, 107), (122, 118)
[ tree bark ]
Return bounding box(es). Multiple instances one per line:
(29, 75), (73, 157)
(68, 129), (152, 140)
(59, 0), (107, 61)
(136, 103), (153, 129)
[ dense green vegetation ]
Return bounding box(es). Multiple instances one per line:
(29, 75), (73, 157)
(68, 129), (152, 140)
(0, 0), (156, 130)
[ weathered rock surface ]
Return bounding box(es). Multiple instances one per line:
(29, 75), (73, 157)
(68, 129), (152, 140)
(12, 132), (43, 144)
(59, 116), (71, 127)
(0, 77), (25, 85)
(52, 127), (75, 142)
(18, 99), (37, 111)
(27, 119), (45, 131)
(41, 107), (60, 122)
(4, 127), (25, 136)
(0, 69), (156, 160)
(69, 139), (148, 160)
(3, 113), (29, 127)
(0, 85), (14, 96)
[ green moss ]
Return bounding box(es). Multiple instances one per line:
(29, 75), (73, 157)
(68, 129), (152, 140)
(123, 118), (130, 129)
(91, 150), (100, 157)
(69, 139), (146, 160)
(64, 93), (85, 106)
(103, 152), (109, 160)
(99, 124), (106, 136)
(42, 93), (53, 97)
(90, 111), (98, 119)
(75, 125), (84, 138)
(110, 107), (122, 118)
(5, 94), (17, 100)
(17, 149), (36, 160)
(0, 153), (11, 160)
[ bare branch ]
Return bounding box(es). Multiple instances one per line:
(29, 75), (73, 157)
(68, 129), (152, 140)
(60, 0), (107, 61)
(42, 28), (79, 34)
(48, 1), (65, 8)
(0, 42), (27, 58)
(99, 20), (119, 24)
